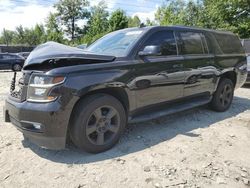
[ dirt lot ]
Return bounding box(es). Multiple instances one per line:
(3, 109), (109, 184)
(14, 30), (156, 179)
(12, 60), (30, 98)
(0, 71), (250, 188)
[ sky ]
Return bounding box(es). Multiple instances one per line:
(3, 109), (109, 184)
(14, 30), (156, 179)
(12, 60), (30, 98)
(0, 0), (164, 33)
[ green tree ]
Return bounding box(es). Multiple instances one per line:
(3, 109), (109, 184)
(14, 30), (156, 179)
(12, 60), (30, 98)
(109, 9), (128, 32)
(54, 0), (90, 40)
(1, 29), (15, 46)
(14, 25), (26, 44)
(81, 2), (109, 44)
(203, 0), (250, 38)
(45, 13), (64, 43)
(128, 15), (141, 27)
(155, 0), (186, 26)
(145, 18), (156, 26)
(183, 1), (205, 27)
(23, 24), (46, 45)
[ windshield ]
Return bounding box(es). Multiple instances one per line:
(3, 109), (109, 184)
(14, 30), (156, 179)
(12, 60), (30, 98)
(85, 30), (144, 57)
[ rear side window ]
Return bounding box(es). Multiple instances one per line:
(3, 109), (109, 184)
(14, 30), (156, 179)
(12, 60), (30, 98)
(214, 33), (244, 54)
(143, 30), (177, 56)
(179, 32), (207, 55)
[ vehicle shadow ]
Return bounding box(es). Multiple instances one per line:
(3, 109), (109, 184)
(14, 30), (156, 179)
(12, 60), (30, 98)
(22, 96), (250, 164)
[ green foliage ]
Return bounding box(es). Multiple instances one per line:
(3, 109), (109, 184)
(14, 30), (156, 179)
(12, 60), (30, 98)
(1, 29), (15, 46)
(109, 9), (128, 32)
(82, 1), (109, 44)
(203, 0), (250, 38)
(128, 16), (141, 27)
(45, 13), (64, 43)
(156, 0), (250, 38)
(54, 0), (90, 40)
(145, 18), (157, 26)
(155, 0), (186, 25)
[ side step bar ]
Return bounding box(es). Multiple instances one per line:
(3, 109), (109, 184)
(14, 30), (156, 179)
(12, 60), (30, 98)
(128, 96), (212, 124)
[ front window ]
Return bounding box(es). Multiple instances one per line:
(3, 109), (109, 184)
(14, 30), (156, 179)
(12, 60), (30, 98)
(85, 30), (144, 57)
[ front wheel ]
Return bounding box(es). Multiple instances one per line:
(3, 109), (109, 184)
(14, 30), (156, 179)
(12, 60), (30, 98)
(210, 78), (234, 112)
(70, 94), (127, 153)
(12, 64), (22, 71)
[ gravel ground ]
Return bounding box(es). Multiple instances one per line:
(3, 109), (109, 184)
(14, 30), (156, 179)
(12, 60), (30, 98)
(0, 71), (250, 188)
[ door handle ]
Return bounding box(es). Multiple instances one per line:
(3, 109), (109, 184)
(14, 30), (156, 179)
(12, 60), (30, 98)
(173, 64), (183, 68)
(157, 72), (168, 77)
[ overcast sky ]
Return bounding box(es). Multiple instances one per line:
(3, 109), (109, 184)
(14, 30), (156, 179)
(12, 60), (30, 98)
(0, 0), (163, 33)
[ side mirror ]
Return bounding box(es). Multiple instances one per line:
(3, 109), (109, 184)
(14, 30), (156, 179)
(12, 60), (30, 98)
(138, 45), (161, 56)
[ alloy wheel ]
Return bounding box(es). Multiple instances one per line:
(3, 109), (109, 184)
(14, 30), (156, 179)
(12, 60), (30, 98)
(86, 106), (120, 145)
(219, 84), (233, 107)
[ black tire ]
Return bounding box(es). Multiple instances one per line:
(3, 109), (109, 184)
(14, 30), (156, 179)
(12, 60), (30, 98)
(210, 78), (234, 112)
(70, 94), (127, 153)
(12, 64), (22, 71)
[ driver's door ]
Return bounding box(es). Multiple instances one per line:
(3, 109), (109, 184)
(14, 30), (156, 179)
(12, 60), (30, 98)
(131, 30), (186, 109)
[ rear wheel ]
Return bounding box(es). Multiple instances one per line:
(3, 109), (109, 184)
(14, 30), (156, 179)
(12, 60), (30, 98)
(210, 78), (234, 112)
(12, 64), (22, 71)
(70, 94), (126, 153)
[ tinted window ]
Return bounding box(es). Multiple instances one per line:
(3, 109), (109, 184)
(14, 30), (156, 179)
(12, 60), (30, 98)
(86, 30), (144, 57)
(179, 32), (206, 55)
(214, 33), (244, 54)
(143, 30), (177, 56)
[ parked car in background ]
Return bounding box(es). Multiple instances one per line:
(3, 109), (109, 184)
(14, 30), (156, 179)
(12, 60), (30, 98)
(4, 26), (247, 153)
(241, 39), (250, 84)
(17, 52), (30, 60)
(0, 53), (25, 71)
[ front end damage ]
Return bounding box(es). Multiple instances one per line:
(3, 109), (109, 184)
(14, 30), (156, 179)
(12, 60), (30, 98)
(4, 41), (115, 149)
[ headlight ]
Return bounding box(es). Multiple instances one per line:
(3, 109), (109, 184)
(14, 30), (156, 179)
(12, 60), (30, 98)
(27, 75), (65, 102)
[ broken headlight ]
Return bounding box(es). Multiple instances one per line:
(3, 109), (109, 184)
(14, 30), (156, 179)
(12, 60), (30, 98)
(27, 74), (65, 102)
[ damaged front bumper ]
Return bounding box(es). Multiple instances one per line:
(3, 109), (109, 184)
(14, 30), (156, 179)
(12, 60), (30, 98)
(4, 97), (69, 150)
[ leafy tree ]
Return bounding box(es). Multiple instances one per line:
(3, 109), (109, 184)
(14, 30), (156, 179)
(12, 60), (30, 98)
(183, 1), (205, 27)
(1, 29), (15, 46)
(81, 2), (109, 44)
(14, 25), (26, 44)
(54, 0), (90, 40)
(23, 24), (46, 45)
(128, 16), (141, 27)
(109, 9), (128, 32)
(45, 12), (64, 43)
(155, 0), (186, 26)
(203, 0), (250, 38)
(145, 18), (156, 26)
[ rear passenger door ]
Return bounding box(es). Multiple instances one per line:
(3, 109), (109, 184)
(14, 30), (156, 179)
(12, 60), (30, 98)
(176, 31), (218, 97)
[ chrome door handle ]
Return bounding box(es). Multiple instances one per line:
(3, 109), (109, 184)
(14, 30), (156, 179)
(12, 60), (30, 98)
(173, 64), (183, 68)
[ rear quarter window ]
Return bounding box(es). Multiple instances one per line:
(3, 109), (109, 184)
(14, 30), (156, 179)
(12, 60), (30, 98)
(178, 32), (207, 55)
(213, 33), (244, 54)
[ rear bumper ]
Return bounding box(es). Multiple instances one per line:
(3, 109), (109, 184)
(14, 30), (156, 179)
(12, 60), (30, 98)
(4, 97), (73, 150)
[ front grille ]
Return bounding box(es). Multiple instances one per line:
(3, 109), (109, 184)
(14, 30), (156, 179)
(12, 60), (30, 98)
(10, 71), (31, 102)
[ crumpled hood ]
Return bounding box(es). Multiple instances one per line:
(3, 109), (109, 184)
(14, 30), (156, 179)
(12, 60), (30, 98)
(24, 41), (116, 69)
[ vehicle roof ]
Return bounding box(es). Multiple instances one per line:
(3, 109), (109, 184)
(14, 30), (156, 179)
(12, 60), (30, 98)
(119, 25), (235, 36)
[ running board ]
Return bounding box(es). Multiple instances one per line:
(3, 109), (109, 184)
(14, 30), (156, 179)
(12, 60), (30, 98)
(128, 96), (212, 124)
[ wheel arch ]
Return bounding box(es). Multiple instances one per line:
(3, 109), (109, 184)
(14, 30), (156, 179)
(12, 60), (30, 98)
(66, 87), (130, 145)
(220, 70), (237, 87)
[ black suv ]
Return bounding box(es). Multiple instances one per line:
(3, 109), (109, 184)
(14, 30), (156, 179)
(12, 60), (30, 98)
(0, 53), (24, 71)
(4, 26), (247, 153)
